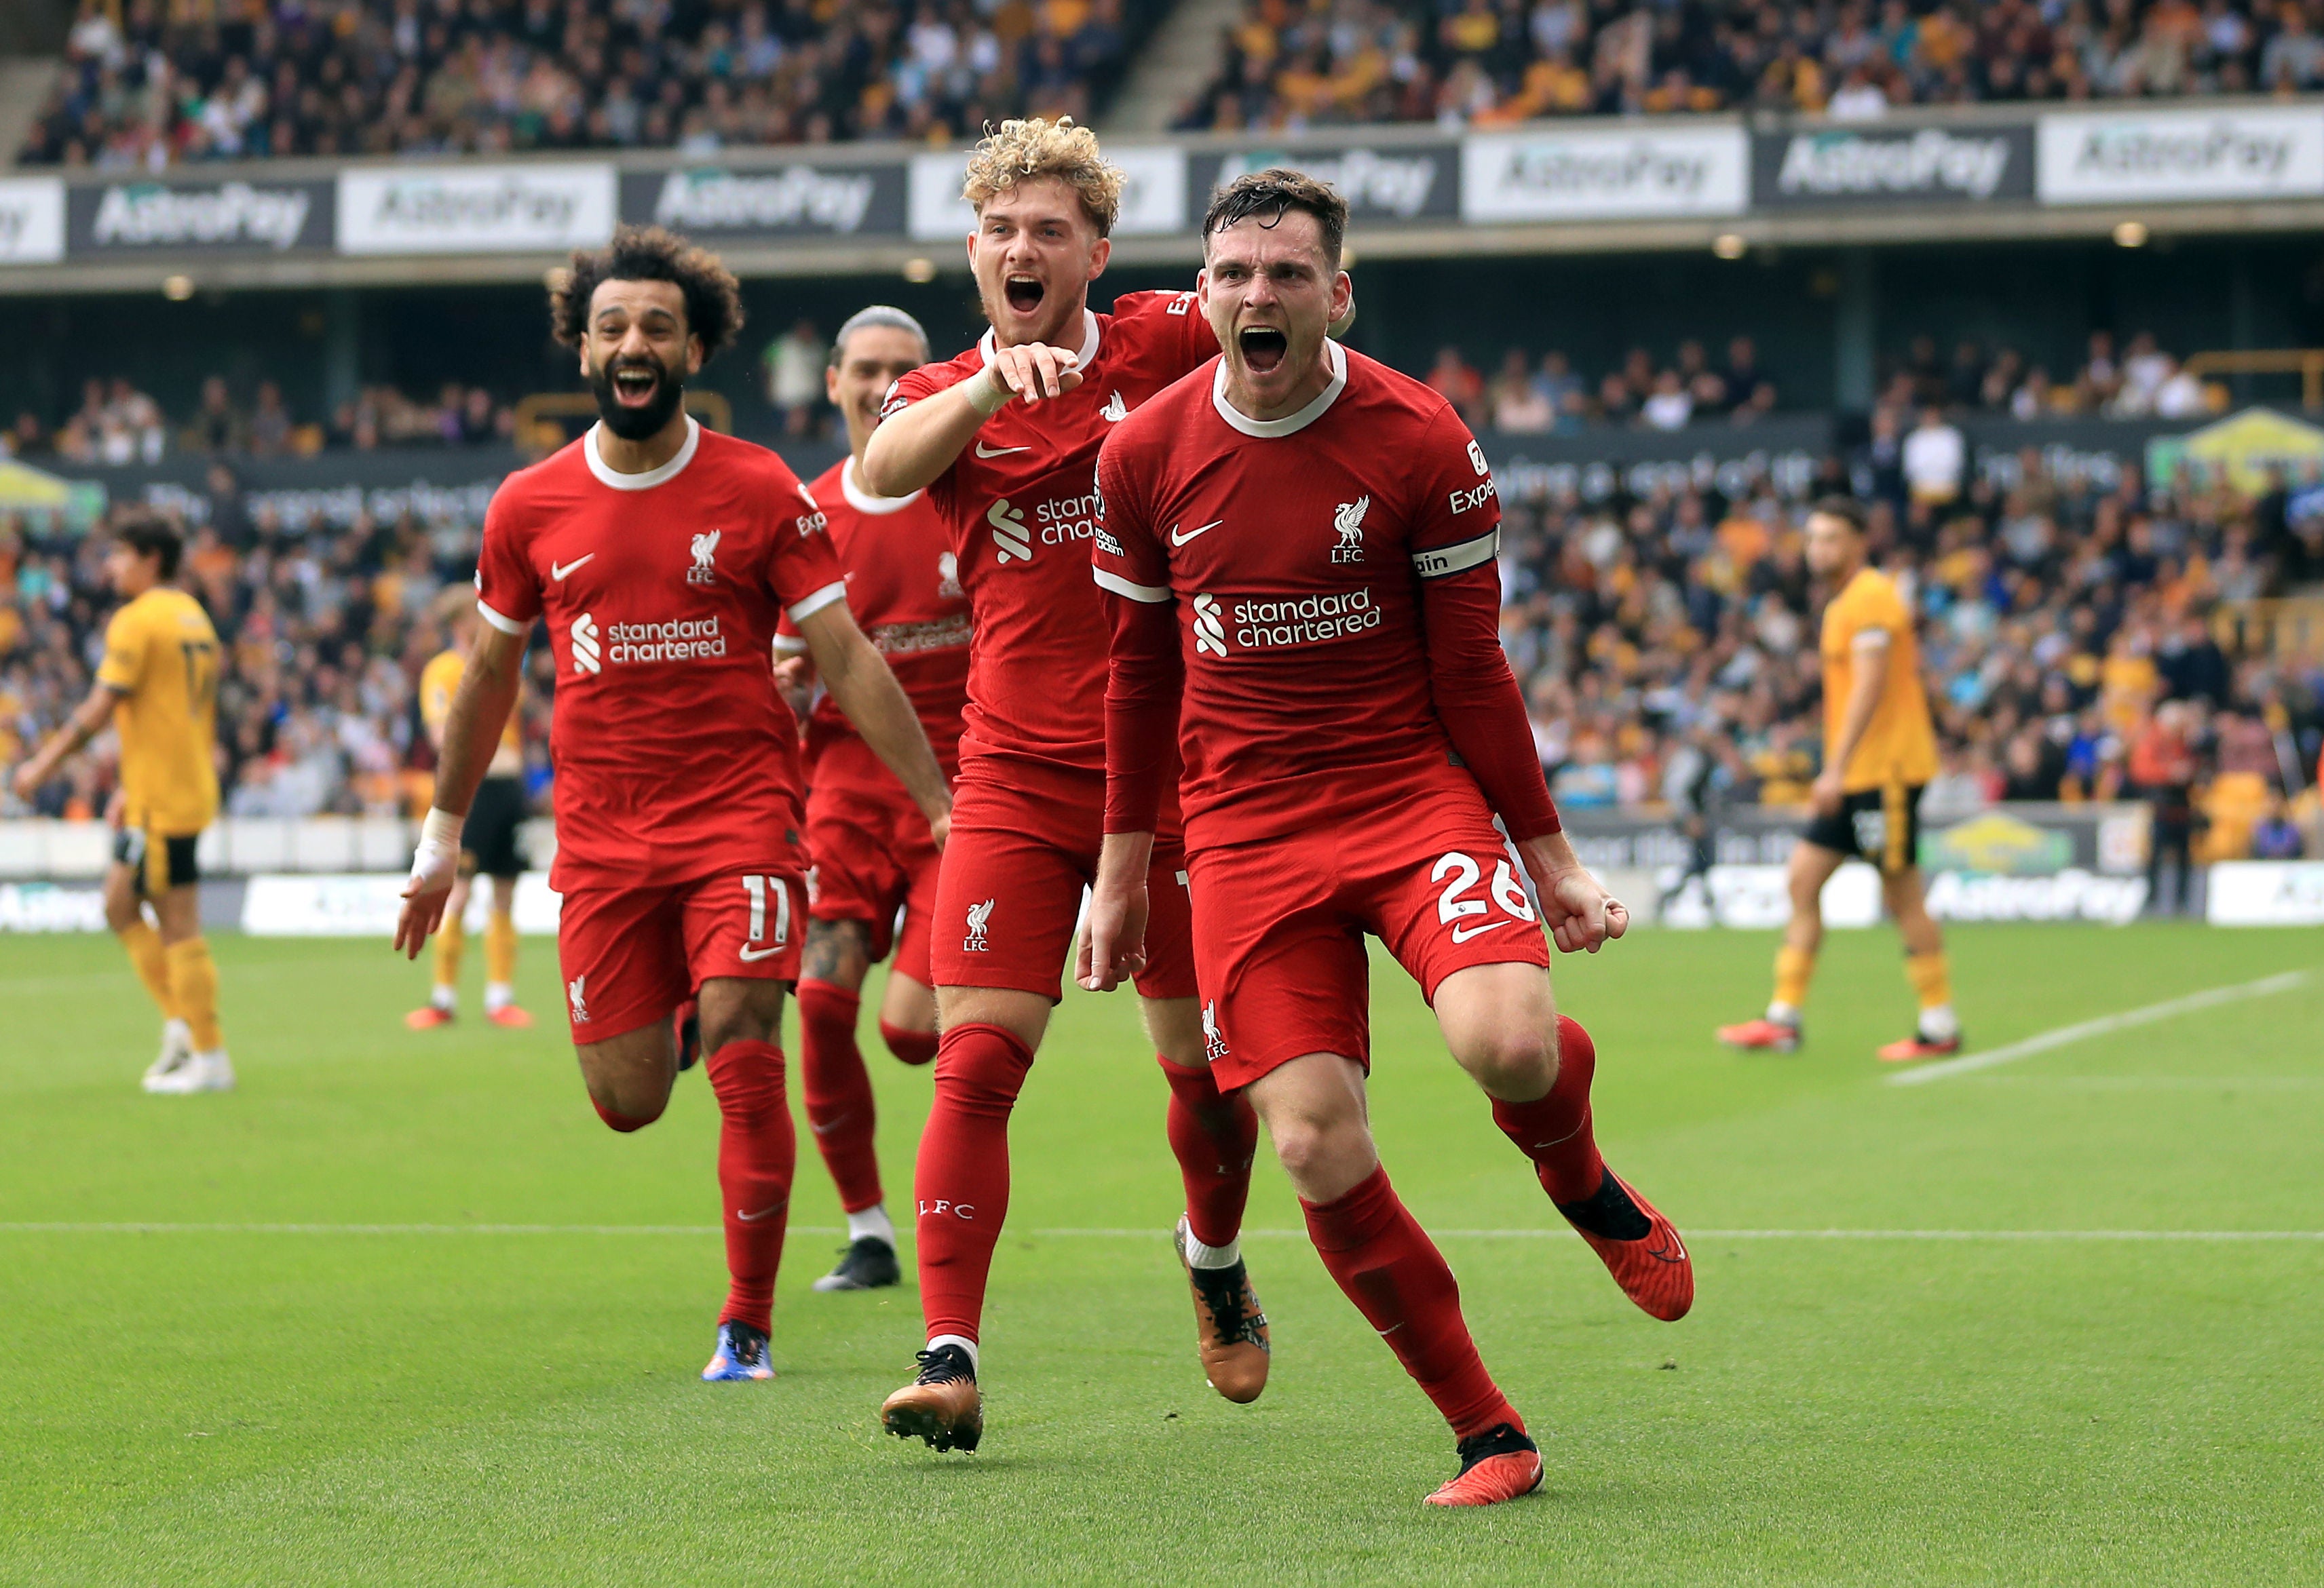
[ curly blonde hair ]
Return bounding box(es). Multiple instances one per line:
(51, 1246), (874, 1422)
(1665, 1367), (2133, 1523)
(961, 117), (1124, 237)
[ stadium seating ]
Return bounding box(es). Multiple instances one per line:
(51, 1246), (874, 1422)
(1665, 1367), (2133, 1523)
(1175, 0), (2308, 132)
(21, 0), (1165, 167)
(3, 433), (2315, 853)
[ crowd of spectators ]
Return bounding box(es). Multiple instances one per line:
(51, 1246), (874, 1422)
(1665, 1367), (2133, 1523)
(22, 0), (1156, 168)
(1179, 0), (2324, 132)
(1493, 434), (2324, 880)
(1436, 328), (2220, 435)
(1436, 334), (1781, 432)
(1, 501), (554, 823)
(5, 421), (2320, 881)
(0, 376), (520, 463)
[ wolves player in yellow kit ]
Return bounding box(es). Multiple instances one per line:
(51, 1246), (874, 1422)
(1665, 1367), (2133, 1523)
(1717, 496), (1958, 1062)
(12, 516), (232, 1093)
(406, 588), (533, 1030)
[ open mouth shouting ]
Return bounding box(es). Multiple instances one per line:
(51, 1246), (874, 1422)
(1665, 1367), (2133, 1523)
(1003, 273), (1046, 315)
(1238, 324), (1289, 376)
(609, 360), (663, 408)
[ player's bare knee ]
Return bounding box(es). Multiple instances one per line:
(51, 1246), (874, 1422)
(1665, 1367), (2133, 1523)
(801, 918), (871, 990)
(697, 977), (787, 1051)
(1455, 1024), (1556, 1102)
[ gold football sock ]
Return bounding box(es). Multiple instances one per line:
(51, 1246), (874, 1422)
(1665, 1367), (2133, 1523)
(1771, 946), (1816, 1018)
(1905, 951), (1953, 1012)
(433, 915), (466, 1000)
(165, 936), (223, 1052)
(484, 906), (518, 990)
(119, 918), (179, 1019)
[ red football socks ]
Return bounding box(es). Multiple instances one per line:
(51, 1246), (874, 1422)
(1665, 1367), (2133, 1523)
(1157, 1055), (1257, 1249)
(913, 1022), (1034, 1344)
(879, 1021), (940, 1066)
(1490, 1014), (1607, 1205)
(1302, 1164), (1521, 1439)
(797, 980), (883, 1214)
(705, 1039), (796, 1335)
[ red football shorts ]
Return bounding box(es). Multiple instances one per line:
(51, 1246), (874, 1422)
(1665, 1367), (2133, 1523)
(1187, 774), (1551, 1091)
(554, 868), (805, 1042)
(930, 758), (1196, 1003)
(804, 732), (942, 986)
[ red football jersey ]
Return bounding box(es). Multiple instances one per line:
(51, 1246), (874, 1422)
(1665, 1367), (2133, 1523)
(475, 419), (844, 889)
(780, 458), (971, 774)
(879, 290), (1216, 775)
(1094, 341), (1549, 849)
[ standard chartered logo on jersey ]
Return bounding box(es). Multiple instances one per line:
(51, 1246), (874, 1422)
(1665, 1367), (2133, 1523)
(985, 491), (1103, 565)
(569, 611), (727, 673)
(1198, 588), (1383, 653)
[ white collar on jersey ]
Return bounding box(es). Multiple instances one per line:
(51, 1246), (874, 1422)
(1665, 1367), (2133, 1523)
(976, 307), (1102, 373)
(584, 414), (700, 490)
(1211, 338), (1347, 438)
(840, 457), (923, 516)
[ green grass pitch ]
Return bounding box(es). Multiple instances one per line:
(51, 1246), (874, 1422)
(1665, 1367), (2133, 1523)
(3, 923), (2321, 1585)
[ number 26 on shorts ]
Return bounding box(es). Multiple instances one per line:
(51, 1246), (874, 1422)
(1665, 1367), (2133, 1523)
(1432, 851), (1535, 944)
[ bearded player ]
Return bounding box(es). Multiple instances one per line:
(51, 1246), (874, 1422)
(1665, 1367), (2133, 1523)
(862, 117), (1288, 1449)
(394, 227), (951, 1384)
(770, 305), (967, 1294)
(1081, 171), (1692, 1507)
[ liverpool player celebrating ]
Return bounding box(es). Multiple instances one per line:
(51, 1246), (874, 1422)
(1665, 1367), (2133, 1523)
(1081, 172), (1693, 1507)
(394, 227), (951, 1384)
(862, 118), (1272, 1450)
(771, 305), (966, 1293)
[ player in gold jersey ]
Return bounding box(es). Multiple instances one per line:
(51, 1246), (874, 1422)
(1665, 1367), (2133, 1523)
(11, 516), (233, 1093)
(1717, 497), (1961, 1063)
(406, 588), (533, 1030)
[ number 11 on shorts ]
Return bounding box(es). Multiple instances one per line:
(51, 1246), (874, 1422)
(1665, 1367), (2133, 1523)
(741, 874), (790, 956)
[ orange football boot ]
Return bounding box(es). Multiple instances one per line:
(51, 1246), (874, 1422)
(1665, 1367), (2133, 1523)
(1878, 1032), (1962, 1063)
(486, 1005), (535, 1030)
(881, 1345), (983, 1452)
(1426, 1425), (1544, 1508)
(1175, 1218), (1270, 1403)
(1717, 1016), (1801, 1053)
(1565, 1169), (1694, 1322)
(404, 1005), (455, 1030)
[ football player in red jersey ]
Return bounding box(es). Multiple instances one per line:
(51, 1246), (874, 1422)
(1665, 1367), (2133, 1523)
(394, 228), (952, 1386)
(769, 305), (966, 1295)
(1081, 171), (1694, 1507)
(860, 118), (1277, 1450)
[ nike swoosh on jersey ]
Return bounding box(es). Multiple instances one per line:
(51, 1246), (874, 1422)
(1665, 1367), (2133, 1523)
(1170, 520), (1224, 547)
(973, 441), (1031, 458)
(738, 943), (784, 962)
(550, 554), (596, 581)
(1449, 918), (1515, 944)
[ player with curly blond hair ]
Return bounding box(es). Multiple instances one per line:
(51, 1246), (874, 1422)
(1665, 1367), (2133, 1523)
(865, 119), (1296, 1452)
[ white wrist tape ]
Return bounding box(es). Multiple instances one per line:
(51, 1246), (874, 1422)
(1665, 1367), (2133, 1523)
(412, 807), (463, 877)
(966, 366), (1012, 417)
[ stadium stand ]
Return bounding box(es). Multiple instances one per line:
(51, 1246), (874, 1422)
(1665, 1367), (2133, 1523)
(1173, 0), (2311, 132)
(20, 0), (1166, 166)
(5, 433), (2318, 866)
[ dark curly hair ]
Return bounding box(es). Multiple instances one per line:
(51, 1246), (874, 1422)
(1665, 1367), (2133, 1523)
(551, 225), (746, 360)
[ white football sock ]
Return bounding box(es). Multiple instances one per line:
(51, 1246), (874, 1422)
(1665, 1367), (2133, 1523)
(1766, 1001), (1801, 1026)
(1918, 1004), (1960, 1042)
(431, 985), (457, 1013)
(847, 1204), (896, 1249)
(927, 1334), (978, 1374)
(1180, 1219), (1240, 1270)
(484, 981), (513, 1012)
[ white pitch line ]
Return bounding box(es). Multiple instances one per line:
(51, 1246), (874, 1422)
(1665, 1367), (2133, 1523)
(1, 1223), (2319, 1243)
(1888, 969), (2312, 1087)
